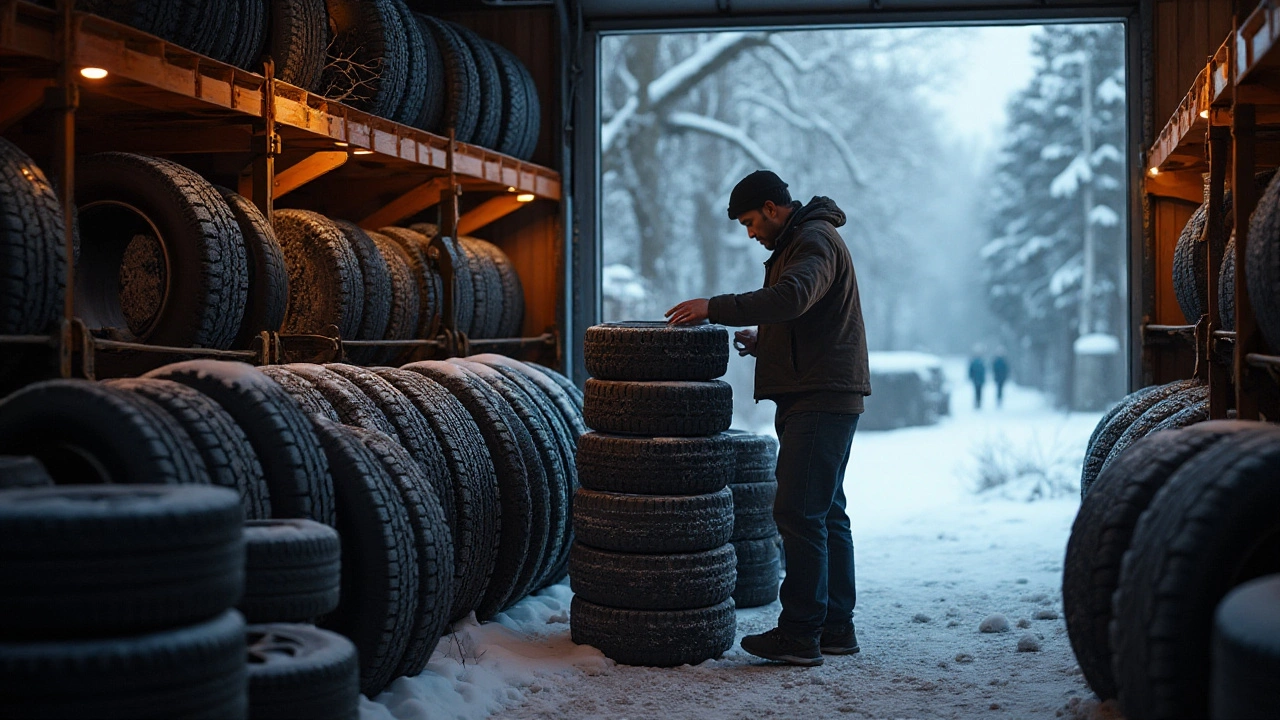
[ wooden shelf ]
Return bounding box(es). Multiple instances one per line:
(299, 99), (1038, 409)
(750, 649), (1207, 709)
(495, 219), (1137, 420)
(1148, 65), (1209, 175)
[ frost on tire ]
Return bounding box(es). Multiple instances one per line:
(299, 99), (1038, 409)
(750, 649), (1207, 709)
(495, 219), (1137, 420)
(583, 379), (733, 437)
(569, 542), (735, 611)
(584, 322), (730, 381)
(274, 209), (363, 341)
(241, 518), (341, 623)
(570, 596), (736, 667)
(576, 432), (733, 496)
(1079, 380), (1199, 498)
(572, 486), (733, 554)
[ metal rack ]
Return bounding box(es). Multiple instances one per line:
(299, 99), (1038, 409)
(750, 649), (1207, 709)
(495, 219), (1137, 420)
(0, 0), (562, 379)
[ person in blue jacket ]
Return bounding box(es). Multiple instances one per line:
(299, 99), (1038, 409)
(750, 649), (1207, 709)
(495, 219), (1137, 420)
(992, 353), (1009, 408)
(968, 354), (986, 410)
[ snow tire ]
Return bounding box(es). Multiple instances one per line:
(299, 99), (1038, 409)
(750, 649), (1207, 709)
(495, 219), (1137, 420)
(247, 623), (358, 720)
(215, 187), (288, 349)
(367, 231), (422, 364)
(416, 15), (480, 142)
(469, 353), (585, 438)
(570, 596), (735, 667)
(1100, 384), (1210, 477)
(332, 221), (390, 365)
(573, 486), (733, 554)
(569, 542), (735, 611)
(733, 537), (781, 609)
(584, 321), (730, 381)
(241, 519), (341, 623)
(321, 0), (409, 119)
(274, 209), (363, 340)
(268, 0), (327, 91)
(279, 363), (396, 437)
(724, 430), (778, 484)
(730, 481), (778, 542)
(576, 432), (734, 496)
(447, 22), (502, 149)
(583, 379), (733, 437)
(1080, 380), (1199, 498)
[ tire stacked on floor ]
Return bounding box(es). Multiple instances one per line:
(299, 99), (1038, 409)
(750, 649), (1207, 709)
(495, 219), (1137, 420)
(1063, 420), (1280, 719)
(724, 430), (781, 608)
(0, 485), (250, 718)
(570, 321), (737, 667)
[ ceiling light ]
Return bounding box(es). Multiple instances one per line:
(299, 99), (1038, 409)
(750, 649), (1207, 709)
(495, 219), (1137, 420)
(80, 67), (108, 80)
(1200, 109), (1209, 119)
(516, 193), (535, 202)
(335, 141), (349, 148)
(508, 186), (516, 192)
(352, 149), (374, 155)
(1149, 167), (1160, 176)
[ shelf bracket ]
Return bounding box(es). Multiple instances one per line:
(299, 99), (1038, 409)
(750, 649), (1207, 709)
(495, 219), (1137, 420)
(358, 176), (451, 230)
(273, 151), (349, 199)
(457, 194), (528, 236)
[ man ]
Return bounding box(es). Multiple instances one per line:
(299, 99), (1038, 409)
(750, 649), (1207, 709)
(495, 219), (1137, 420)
(666, 170), (870, 667)
(968, 353), (986, 410)
(992, 352), (1009, 408)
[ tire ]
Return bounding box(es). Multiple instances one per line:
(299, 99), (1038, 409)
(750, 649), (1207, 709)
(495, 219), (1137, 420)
(1100, 384), (1210, 478)
(450, 359), (556, 600)
(569, 542), (735, 611)
(77, 153), (248, 357)
(724, 430), (779, 484)
(1220, 233), (1237, 331)
(468, 353), (586, 439)
(0, 456), (52, 489)
(410, 13), (445, 132)
(388, 0), (428, 125)
(247, 623), (358, 720)
(459, 237), (504, 339)
(730, 481), (777, 541)
(447, 22), (502, 149)
(107, 378), (272, 520)
(259, 365), (342, 421)
(487, 40), (529, 158)
(232, 0), (268, 70)
(214, 187), (288, 349)
(584, 322), (730, 381)
(576, 432), (734, 495)
(437, 235), (475, 336)
(210, 0), (241, 64)
(0, 485), (244, 638)
(1080, 380), (1199, 498)
(1212, 574), (1280, 720)
(274, 209), (363, 340)
(514, 54), (541, 160)
(268, 0), (327, 91)
(321, 0), (409, 119)
(241, 519), (341, 623)
(1149, 400), (1209, 434)
(279, 363), (396, 437)
(1249, 169), (1280, 352)
(379, 227), (440, 343)
(0, 610), (247, 719)
(583, 379), (733, 437)
(332, 221), (390, 365)
(1111, 425), (1280, 720)
(374, 368), (499, 621)
(0, 379), (209, 486)
(573, 487), (733, 554)
(733, 537), (781, 608)
(527, 361), (584, 410)
(367, 231), (422, 364)
(1064, 423), (1248, 701)
(467, 238), (523, 338)
(0, 138), (65, 360)
(570, 596), (735, 667)
(1173, 197), (1228, 324)
(145, 360), (334, 526)
(343, 424), (454, 680)
(401, 361), (531, 619)
(416, 15), (480, 142)
(312, 417), (418, 697)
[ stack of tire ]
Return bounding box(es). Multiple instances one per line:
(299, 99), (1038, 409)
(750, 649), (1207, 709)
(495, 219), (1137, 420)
(570, 321), (737, 666)
(1078, 378), (1210, 498)
(76, 1), (542, 159)
(0, 485), (250, 717)
(724, 430), (782, 608)
(1063, 420), (1280, 719)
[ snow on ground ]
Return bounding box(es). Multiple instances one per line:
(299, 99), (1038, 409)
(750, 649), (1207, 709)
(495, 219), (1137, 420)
(364, 358), (1124, 720)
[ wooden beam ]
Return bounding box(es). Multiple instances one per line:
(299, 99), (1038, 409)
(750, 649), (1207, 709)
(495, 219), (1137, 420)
(358, 176), (451, 230)
(457, 194), (527, 236)
(1144, 171), (1205, 204)
(0, 78), (53, 133)
(273, 151), (348, 198)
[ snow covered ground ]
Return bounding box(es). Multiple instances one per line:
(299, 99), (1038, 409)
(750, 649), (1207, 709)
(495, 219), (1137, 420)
(362, 359), (1124, 720)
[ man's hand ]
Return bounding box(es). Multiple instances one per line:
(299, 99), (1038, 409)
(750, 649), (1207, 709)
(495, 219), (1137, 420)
(734, 328), (758, 357)
(665, 298), (710, 325)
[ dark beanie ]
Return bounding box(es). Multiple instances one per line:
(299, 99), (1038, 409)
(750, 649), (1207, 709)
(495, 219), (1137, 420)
(727, 170), (790, 219)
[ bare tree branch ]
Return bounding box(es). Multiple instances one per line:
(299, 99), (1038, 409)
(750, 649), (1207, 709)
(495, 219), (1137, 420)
(646, 32), (769, 109)
(602, 95), (639, 154)
(737, 92), (867, 188)
(666, 112), (779, 169)
(765, 36), (842, 74)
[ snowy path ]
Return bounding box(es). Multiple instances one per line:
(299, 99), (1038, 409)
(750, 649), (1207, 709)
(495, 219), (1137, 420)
(362, 364), (1121, 720)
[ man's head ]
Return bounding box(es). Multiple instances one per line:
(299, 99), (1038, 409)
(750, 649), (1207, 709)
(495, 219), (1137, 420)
(727, 170), (793, 250)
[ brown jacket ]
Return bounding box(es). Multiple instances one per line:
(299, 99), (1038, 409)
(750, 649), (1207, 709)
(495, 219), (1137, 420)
(707, 196), (871, 402)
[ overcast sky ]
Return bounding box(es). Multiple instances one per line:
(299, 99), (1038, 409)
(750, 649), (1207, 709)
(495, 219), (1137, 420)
(928, 25), (1039, 151)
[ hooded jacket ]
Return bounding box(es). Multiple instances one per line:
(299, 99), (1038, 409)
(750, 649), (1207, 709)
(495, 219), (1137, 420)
(707, 196), (871, 402)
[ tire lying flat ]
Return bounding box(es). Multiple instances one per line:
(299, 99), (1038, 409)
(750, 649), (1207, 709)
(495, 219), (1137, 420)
(1212, 574), (1280, 720)
(576, 432), (733, 496)
(570, 596), (735, 667)
(573, 487), (733, 554)
(569, 542), (735, 611)
(584, 322), (730, 381)
(733, 537), (781, 608)
(583, 379), (733, 437)
(247, 623), (359, 720)
(240, 519), (341, 624)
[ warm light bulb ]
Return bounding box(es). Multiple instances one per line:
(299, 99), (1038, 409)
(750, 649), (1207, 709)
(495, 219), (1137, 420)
(352, 149), (374, 155)
(1149, 167), (1160, 176)
(507, 186), (516, 192)
(1200, 109), (1209, 119)
(80, 67), (108, 79)
(335, 141), (349, 148)
(516, 193), (535, 202)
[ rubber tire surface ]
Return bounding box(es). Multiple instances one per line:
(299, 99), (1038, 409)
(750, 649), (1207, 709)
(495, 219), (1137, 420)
(321, 0), (408, 118)
(447, 22), (502, 149)
(469, 238), (524, 339)
(1063, 423), (1247, 701)
(0, 456), (51, 489)
(0, 485), (243, 639)
(724, 429), (778, 484)
(0, 138), (65, 347)
(215, 187), (288, 349)
(469, 353), (584, 438)
(1100, 384), (1210, 478)
(569, 542), (735, 611)
(573, 487), (733, 554)
(514, 52), (541, 160)
(231, 0), (268, 70)
(379, 227), (440, 344)
(730, 481), (778, 541)
(145, 360), (334, 526)
(584, 322), (730, 381)
(389, 0), (428, 125)
(570, 596), (736, 667)
(438, 235), (474, 337)
(375, 368), (499, 621)
(268, 0), (327, 91)
(367, 231), (422, 365)
(527, 361), (584, 409)
(1211, 574), (1280, 720)
(487, 40), (529, 158)
(107, 377), (271, 519)
(1221, 234), (1238, 331)
(576, 432), (733, 495)
(259, 366), (341, 421)
(313, 417), (418, 697)
(1080, 380), (1199, 498)
(733, 537), (781, 608)
(410, 13), (445, 132)
(583, 379), (733, 437)
(0, 609), (247, 719)
(280, 364), (396, 437)
(332, 221), (390, 365)
(1149, 400), (1209, 434)
(0, 379), (208, 486)
(1173, 195), (1230, 324)
(416, 15), (480, 142)
(274, 209), (363, 340)
(459, 237), (504, 339)
(77, 153), (248, 355)
(1249, 168), (1280, 352)
(241, 519), (341, 623)
(247, 623), (358, 720)
(1111, 425), (1280, 720)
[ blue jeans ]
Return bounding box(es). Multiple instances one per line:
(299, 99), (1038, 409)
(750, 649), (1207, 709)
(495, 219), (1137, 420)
(772, 411), (859, 639)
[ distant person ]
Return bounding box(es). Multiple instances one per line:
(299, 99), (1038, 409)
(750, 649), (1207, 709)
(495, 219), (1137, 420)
(968, 354), (986, 409)
(666, 170), (870, 667)
(992, 353), (1010, 408)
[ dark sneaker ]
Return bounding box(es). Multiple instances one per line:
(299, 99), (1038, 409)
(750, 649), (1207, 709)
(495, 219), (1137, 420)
(740, 628), (824, 666)
(820, 623), (860, 655)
